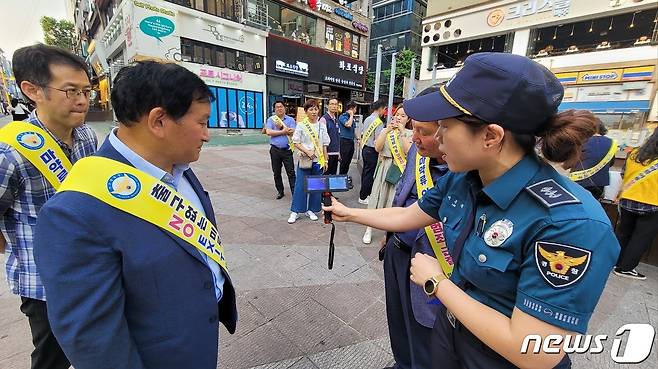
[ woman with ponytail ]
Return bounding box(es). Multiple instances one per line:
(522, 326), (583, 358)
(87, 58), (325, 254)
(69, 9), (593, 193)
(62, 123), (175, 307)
(613, 128), (658, 280)
(323, 53), (620, 369)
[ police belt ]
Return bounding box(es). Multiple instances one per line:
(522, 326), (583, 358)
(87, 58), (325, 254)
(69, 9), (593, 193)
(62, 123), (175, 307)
(391, 234), (412, 253)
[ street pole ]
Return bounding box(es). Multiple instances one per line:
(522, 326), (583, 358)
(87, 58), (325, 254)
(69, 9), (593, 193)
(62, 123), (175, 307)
(387, 52), (397, 125)
(407, 58), (416, 99)
(431, 62), (438, 85)
(373, 44), (382, 102)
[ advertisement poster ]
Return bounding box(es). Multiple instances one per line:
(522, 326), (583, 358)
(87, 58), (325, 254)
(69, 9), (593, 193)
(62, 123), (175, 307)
(128, 0), (179, 61)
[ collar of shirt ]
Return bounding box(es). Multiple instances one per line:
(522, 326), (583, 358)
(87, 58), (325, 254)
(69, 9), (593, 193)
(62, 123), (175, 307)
(471, 155), (540, 210)
(28, 111), (84, 151)
(108, 128), (189, 188)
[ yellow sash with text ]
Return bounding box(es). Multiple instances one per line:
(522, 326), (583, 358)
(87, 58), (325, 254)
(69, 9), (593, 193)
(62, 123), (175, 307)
(361, 117), (383, 148)
(0, 121), (72, 189)
(58, 156), (227, 270)
(272, 115), (294, 153)
(300, 118), (326, 168)
(387, 130), (407, 172)
(569, 139), (618, 182)
(415, 153), (454, 277)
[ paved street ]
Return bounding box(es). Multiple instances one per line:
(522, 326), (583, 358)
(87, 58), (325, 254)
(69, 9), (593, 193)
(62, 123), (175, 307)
(0, 115), (657, 368)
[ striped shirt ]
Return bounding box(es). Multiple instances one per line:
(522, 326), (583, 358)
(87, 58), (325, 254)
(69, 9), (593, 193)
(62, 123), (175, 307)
(0, 112), (98, 300)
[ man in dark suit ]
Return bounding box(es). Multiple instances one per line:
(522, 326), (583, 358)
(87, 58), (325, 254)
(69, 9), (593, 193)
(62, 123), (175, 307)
(33, 61), (237, 369)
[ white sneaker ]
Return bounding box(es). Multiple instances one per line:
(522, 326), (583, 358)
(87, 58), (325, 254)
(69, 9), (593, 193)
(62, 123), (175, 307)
(358, 196), (369, 205)
(307, 211), (318, 221)
(362, 227), (372, 244)
(287, 212), (298, 224)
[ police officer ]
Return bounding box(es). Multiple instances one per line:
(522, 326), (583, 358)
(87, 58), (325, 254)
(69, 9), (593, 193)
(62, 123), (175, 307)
(383, 85), (450, 369)
(324, 53), (620, 369)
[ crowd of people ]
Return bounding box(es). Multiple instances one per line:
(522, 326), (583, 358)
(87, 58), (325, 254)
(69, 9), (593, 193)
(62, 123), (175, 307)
(0, 43), (656, 369)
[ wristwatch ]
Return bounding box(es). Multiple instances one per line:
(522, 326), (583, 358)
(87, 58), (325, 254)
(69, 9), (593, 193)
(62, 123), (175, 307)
(424, 274), (445, 297)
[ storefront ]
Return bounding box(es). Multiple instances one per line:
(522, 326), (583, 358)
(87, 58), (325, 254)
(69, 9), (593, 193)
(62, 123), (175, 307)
(94, 0), (268, 128)
(555, 65), (655, 149)
(266, 34), (367, 119)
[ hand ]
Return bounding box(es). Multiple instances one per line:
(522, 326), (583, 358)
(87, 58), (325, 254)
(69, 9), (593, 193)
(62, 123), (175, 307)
(321, 197), (352, 222)
(410, 253), (446, 289)
(285, 127), (295, 135)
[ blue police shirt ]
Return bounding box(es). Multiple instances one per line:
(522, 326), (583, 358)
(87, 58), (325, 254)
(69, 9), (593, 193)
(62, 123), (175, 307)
(417, 154), (620, 333)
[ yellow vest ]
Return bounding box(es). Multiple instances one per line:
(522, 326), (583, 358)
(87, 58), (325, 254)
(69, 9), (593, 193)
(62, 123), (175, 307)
(621, 154), (658, 206)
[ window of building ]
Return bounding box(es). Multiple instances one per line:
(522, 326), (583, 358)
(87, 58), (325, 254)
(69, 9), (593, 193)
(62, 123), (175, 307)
(180, 37), (264, 74)
(165, 0), (240, 22)
(527, 7), (657, 58)
(429, 34), (512, 70)
(325, 24), (360, 58)
(266, 0), (316, 45)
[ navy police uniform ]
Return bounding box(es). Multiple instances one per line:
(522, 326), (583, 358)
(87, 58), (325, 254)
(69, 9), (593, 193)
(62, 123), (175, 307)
(404, 52), (620, 369)
(385, 144), (448, 369)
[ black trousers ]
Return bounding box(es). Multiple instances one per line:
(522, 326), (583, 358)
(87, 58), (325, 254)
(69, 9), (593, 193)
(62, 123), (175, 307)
(431, 305), (572, 369)
(325, 154), (339, 175)
(384, 237), (433, 369)
(269, 145), (296, 195)
(339, 138), (355, 175)
(19, 297), (70, 369)
(359, 145), (379, 200)
(616, 208), (658, 271)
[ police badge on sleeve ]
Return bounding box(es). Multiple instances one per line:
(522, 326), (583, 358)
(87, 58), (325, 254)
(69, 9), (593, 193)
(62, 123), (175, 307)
(535, 241), (591, 288)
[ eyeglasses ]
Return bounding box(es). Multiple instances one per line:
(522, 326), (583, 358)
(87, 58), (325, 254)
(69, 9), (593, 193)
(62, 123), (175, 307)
(43, 86), (93, 99)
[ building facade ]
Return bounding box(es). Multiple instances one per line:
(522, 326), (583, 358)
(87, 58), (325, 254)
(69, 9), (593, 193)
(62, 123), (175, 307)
(74, 0), (370, 128)
(369, 0), (427, 96)
(419, 0), (658, 148)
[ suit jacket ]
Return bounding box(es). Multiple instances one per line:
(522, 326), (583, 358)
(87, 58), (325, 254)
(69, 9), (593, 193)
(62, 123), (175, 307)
(34, 139), (237, 369)
(392, 144), (445, 328)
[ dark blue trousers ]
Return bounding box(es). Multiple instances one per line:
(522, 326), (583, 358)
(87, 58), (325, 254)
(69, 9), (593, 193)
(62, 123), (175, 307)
(384, 237), (433, 369)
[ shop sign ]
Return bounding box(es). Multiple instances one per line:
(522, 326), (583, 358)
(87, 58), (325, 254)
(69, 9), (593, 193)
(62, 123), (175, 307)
(338, 60), (364, 75)
(133, 0), (175, 17)
(334, 8), (353, 21)
(203, 23), (245, 44)
(275, 60), (310, 77)
(323, 76), (363, 88)
(577, 69), (623, 84)
(488, 0), (571, 27)
(199, 68), (243, 82)
(297, 0), (333, 14)
(621, 66), (654, 82)
(352, 21), (369, 33)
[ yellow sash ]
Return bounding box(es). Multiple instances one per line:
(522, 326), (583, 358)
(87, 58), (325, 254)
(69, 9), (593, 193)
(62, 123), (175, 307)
(272, 115), (294, 153)
(387, 130), (407, 172)
(300, 118), (326, 168)
(361, 117), (383, 148)
(415, 153), (454, 277)
(0, 121), (72, 189)
(569, 139), (618, 182)
(58, 156), (227, 270)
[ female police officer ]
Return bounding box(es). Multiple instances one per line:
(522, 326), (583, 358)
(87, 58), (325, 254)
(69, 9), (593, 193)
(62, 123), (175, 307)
(324, 52), (620, 369)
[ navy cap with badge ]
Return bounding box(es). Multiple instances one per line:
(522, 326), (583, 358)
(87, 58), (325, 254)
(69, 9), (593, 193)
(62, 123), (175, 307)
(405, 52), (564, 134)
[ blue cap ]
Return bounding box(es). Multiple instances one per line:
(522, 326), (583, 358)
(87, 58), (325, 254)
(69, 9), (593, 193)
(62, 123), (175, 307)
(405, 52), (564, 134)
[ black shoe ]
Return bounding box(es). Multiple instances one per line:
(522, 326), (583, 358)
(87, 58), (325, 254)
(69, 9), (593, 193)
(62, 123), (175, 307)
(276, 193), (284, 200)
(613, 267), (646, 280)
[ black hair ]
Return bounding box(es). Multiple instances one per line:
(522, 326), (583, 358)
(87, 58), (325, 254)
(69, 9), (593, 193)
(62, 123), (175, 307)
(455, 109), (597, 166)
(111, 61), (214, 126)
(631, 128), (658, 165)
(597, 119), (608, 135)
(12, 44), (89, 103)
(370, 98), (387, 112)
(345, 101), (358, 110)
(273, 100), (285, 109)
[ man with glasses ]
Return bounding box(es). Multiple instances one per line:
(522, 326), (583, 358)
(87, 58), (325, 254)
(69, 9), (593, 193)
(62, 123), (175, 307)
(0, 44), (97, 369)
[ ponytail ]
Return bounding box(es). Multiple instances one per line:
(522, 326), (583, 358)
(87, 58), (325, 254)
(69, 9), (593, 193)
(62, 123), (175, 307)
(537, 110), (597, 167)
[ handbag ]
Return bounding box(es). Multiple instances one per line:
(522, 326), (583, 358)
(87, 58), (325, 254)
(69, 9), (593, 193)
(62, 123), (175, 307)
(297, 151), (313, 169)
(384, 163), (402, 185)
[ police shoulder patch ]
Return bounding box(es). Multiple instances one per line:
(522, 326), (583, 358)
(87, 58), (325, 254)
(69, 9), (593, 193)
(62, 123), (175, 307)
(525, 179), (580, 208)
(535, 241), (591, 288)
